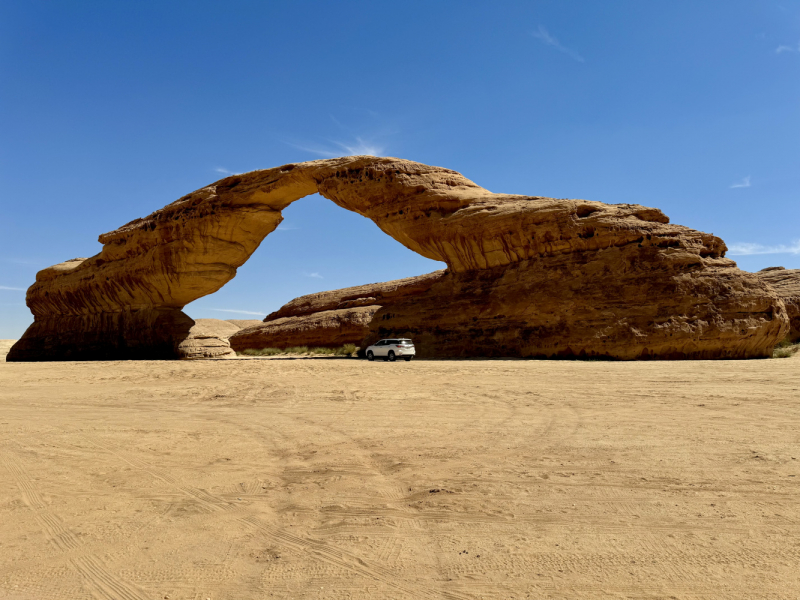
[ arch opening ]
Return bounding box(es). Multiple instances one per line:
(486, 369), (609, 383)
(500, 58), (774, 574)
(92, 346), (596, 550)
(183, 192), (446, 326)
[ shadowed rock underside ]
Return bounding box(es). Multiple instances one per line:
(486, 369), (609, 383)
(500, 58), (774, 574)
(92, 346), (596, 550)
(8, 156), (789, 361)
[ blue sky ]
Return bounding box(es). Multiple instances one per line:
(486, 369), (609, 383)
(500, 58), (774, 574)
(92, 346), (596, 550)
(1, 1), (798, 338)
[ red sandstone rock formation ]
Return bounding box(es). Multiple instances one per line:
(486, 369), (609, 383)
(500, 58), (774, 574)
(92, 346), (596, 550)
(758, 267), (800, 342)
(231, 306), (379, 351)
(228, 271), (445, 351)
(177, 319), (242, 359)
(8, 156), (789, 361)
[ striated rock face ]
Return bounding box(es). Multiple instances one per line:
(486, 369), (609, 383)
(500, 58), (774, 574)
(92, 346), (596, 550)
(177, 319), (242, 359)
(9, 156), (789, 361)
(758, 268), (800, 342)
(9, 307), (195, 361)
(367, 261), (783, 359)
(263, 271), (445, 321)
(231, 306), (380, 351)
(229, 271), (445, 351)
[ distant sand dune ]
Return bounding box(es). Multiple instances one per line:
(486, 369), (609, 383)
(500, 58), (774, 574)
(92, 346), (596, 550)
(0, 340), (15, 361)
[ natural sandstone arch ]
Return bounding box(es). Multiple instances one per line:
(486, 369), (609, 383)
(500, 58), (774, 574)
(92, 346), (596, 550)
(8, 156), (789, 361)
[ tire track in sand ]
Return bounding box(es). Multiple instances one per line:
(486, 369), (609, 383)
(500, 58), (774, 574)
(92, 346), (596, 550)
(0, 449), (151, 600)
(239, 515), (470, 600)
(81, 436), (235, 513)
(80, 433), (471, 600)
(71, 556), (149, 600)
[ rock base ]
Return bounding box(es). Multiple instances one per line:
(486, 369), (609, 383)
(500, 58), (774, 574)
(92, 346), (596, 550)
(8, 309), (194, 361)
(758, 268), (800, 342)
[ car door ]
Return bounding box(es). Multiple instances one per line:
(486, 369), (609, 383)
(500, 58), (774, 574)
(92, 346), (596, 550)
(372, 340), (384, 357)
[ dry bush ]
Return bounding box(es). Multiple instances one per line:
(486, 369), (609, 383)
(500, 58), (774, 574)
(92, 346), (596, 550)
(238, 347), (282, 356)
(259, 347), (283, 356)
(773, 337), (800, 359)
(283, 346), (310, 354)
(238, 344), (358, 357)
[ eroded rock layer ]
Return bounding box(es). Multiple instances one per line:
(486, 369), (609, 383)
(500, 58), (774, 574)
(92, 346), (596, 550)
(231, 306), (380, 351)
(8, 156), (789, 361)
(367, 260), (784, 359)
(263, 271), (446, 321)
(229, 271), (446, 351)
(758, 268), (800, 342)
(177, 319), (242, 359)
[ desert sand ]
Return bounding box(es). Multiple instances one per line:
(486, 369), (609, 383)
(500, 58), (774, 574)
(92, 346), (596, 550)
(1, 354), (798, 599)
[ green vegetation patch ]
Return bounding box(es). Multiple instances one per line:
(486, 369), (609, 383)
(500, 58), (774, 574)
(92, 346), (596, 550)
(773, 337), (800, 359)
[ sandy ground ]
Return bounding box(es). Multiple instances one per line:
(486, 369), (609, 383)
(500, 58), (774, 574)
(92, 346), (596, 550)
(0, 352), (799, 600)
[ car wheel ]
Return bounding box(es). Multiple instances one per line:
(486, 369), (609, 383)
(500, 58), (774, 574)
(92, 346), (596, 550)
(367, 351), (374, 361)
(388, 351), (396, 362)
(405, 356), (413, 361)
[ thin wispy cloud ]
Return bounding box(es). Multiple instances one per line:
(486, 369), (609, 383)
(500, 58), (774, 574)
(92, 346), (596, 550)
(211, 308), (265, 315)
(214, 167), (239, 175)
(776, 42), (800, 53)
(288, 137), (385, 158)
(727, 240), (800, 256)
(1, 257), (42, 266)
(531, 25), (585, 62)
(303, 272), (324, 279)
(0, 286), (25, 291)
(285, 109), (395, 159)
(276, 224), (298, 231)
(730, 176), (751, 189)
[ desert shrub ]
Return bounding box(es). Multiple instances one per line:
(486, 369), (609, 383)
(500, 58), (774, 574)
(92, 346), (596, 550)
(283, 346), (309, 354)
(773, 343), (800, 358)
(773, 336), (800, 358)
(240, 344), (358, 357)
(310, 347), (335, 355)
(336, 344), (357, 356)
(258, 347), (283, 356)
(238, 347), (282, 356)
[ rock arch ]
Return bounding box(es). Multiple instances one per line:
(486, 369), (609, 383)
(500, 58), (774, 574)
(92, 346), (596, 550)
(8, 156), (789, 361)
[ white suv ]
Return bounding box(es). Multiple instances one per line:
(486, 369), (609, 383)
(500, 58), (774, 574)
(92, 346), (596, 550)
(366, 339), (415, 362)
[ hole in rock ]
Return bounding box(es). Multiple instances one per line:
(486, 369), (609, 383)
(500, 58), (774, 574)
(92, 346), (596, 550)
(575, 205), (599, 218)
